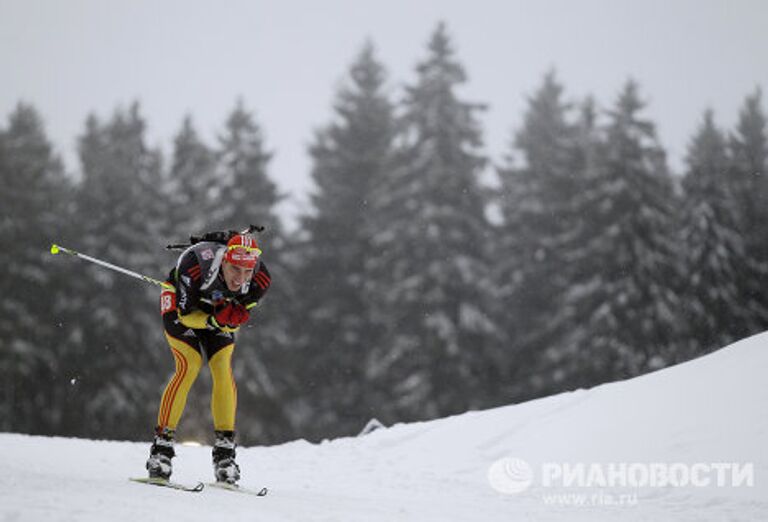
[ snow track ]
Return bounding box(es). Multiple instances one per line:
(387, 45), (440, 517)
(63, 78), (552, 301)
(1, 333), (766, 521)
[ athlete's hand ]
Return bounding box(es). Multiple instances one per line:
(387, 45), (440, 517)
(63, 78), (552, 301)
(210, 303), (250, 328)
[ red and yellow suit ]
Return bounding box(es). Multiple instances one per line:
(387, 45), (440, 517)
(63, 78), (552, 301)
(155, 241), (271, 432)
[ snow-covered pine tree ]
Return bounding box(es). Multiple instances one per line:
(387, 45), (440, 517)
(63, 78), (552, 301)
(62, 103), (167, 439)
(495, 73), (588, 399)
(366, 23), (499, 422)
(210, 100), (293, 444)
(292, 42), (397, 439)
(726, 89), (768, 333)
(554, 81), (685, 387)
(728, 89), (768, 243)
(166, 115), (217, 235)
(0, 104), (71, 433)
(211, 100), (278, 231)
(679, 109), (764, 357)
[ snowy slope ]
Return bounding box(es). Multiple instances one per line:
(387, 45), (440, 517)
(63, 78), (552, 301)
(1, 333), (767, 521)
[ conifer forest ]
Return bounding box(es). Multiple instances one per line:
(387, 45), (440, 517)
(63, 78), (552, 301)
(2, 24), (767, 445)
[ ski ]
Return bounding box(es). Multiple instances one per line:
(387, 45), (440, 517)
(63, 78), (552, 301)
(130, 477), (205, 492)
(206, 481), (269, 496)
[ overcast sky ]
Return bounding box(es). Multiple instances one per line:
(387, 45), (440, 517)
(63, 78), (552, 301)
(2, 0), (767, 224)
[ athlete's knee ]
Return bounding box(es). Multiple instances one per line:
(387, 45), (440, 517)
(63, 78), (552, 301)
(182, 349), (203, 378)
(208, 344), (234, 380)
(165, 334), (203, 382)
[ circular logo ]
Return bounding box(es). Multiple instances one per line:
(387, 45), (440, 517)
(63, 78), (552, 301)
(211, 290), (225, 305)
(488, 457), (534, 494)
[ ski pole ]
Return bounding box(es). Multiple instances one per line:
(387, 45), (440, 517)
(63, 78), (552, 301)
(50, 244), (174, 290)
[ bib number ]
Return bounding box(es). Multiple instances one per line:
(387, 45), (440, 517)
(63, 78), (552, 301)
(160, 289), (177, 314)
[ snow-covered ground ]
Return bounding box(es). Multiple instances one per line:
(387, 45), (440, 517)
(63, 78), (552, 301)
(2, 333), (766, 521)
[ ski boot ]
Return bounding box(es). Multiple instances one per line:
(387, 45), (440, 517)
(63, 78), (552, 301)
(212, 430), (241, 484)
(146, 426), (176, 480)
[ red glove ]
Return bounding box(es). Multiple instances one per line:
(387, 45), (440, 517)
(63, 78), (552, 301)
(211, 303), (250, 328)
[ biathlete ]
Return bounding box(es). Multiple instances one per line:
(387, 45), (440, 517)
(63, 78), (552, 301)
(146, 232), (270, 484)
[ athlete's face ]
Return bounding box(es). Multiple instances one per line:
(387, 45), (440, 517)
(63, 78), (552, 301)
(221, 261), (254, 291)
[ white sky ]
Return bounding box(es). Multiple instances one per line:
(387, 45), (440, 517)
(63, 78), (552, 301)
(2, 0), (767, 226)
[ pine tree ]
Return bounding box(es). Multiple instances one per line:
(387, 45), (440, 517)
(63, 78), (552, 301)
(212, 100), (278, 231)
(535, 96), (607, 393)
(60, 103), (168, 439)
(293, 42), (396, 438)
(495, 72), (587, 398)
(366, 23), (499, 422)
(726, 89), (768, 334)
(0, 103), (70, 433)
(555, 81), (684, 387)
(167, 115), (217, 234)
(679, 110), (762, 356)
(728, 89), (768, 241)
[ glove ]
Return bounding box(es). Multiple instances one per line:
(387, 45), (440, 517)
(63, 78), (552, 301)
(209, 303), (250, 329)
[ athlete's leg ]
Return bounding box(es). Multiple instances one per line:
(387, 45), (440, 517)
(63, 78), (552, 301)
(156, 332), (203, 430)
(208, 344), (237, 431)
(148, 294), (204, 478)
(155, 305), (203, 431)
(200, 331), (240, 482)
(147, 311), (202, 479)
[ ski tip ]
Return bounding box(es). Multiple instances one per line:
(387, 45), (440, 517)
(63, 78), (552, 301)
(50, 244), (60, 255)
(206, 482), (268, 496)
